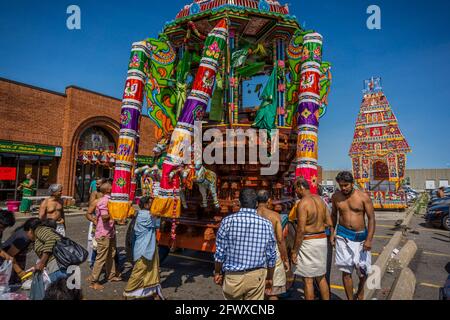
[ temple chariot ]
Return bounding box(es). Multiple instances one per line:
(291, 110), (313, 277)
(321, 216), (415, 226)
(350, 77), (411, 210)
(108, 0), (332, 257)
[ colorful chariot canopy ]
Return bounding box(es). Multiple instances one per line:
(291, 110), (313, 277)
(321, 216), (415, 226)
(174, 0), (291, 20)
(349, 77), (411, 157)
(350, 77), (411, 191)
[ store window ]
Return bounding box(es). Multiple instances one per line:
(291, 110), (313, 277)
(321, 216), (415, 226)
(0, 154), (59, 203)
(0, 154), (19, 201)
(37, 157), (58, 193)
(17, 155), (39, 191)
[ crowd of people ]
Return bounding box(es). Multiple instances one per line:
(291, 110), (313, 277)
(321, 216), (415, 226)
(0, 170), (376, 300)
(213, 171), (375, 301)
(0, 184), (70, 284)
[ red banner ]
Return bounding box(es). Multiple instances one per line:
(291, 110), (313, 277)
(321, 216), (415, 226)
(0, 167), (17, 180)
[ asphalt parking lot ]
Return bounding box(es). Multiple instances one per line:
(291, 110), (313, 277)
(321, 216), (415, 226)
(408, 215), (450, 300)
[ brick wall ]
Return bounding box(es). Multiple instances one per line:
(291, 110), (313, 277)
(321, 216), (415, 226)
(0, 79), (66, 145)
(0, 78), (156, 198)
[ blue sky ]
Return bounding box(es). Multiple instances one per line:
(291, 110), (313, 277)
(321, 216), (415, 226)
(0, 0), (449, 169)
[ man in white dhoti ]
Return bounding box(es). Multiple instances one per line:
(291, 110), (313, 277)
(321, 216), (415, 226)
(291, 177), (334, 300)
(256, 190), (289, 300)
(331, 171), (376, 300)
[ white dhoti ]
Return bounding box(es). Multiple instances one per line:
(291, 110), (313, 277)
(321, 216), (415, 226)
(335, 236), (372, 277)
(271, 248), (286, 295)
(293, 235), (328, 278)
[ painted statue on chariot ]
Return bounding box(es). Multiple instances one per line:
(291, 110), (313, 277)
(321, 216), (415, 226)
(349, 77), (411, 209)
(108, 0), (333, 248)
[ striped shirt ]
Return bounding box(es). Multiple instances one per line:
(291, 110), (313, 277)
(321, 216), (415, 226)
(214, 208), (277, 272)
(34, 226), (60, 261)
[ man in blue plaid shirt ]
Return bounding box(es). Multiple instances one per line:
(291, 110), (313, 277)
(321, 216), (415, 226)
(214, 189), (277, 300)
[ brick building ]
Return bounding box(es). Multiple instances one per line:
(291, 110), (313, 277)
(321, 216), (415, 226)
(0, 77), (156, 204)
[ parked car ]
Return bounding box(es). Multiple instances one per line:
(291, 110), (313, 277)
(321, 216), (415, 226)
(425, 203), (450, 231)
(429, 197), (450, 207)
(319, 185), (335, 198)
(404, 185), (419, 195)
(430, 187), (450, 197)
(406, 192), (417, 203)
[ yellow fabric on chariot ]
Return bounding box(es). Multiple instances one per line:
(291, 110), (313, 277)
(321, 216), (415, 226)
(108, 202), (135, 221)
(151, 197), (181, 218)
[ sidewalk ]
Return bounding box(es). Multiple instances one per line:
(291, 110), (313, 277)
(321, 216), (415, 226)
(12, 207), (87, 220)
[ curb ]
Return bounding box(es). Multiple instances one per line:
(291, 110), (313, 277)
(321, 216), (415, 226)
(395, 240), (418, 269)
(365, 231), (403, 300)
(389, 267), (416, 300)
(386, 196), (423, 300)
(400, 207), (415, 234)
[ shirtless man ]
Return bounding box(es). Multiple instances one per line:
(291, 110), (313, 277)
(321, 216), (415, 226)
(330, 171), (376, 300)
(39, 184), (66, 236)
(291, 177), (333, 300)
(256, 190), (289, 300)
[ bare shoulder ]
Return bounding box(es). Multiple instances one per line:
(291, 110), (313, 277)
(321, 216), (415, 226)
(267, 209), (282, 222)
(259, 208), (280, 224)
(88, 197), (99, 208)
(298, 196), (314, 210)
(313, 194), (327, 207)
(355, 189), (371, 201)
(332, 190), (344, 201)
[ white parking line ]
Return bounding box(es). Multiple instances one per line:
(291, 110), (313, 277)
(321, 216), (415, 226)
(423, 251), (450, 258)
(419, 282), (441, 289)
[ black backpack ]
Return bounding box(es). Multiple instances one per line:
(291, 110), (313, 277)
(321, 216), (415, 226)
(51, 230), (89, 269)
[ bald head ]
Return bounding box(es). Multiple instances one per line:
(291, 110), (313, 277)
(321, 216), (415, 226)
(100, 182), (112, 194)
(256, 190), (270, 204)
(48, 184), (63, 197)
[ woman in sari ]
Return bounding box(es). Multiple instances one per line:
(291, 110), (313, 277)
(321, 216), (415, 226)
(19, 174), (35, 213)
(123, 196), (163, 300)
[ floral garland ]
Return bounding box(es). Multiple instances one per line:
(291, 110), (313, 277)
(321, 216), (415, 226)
(170, 186), (178, 244)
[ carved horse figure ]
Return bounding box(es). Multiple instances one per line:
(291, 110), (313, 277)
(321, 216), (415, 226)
(170, 162), (220, 209)
(134, 134), (171, 198)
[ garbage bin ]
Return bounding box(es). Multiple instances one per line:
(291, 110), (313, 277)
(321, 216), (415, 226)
(6, 201), (21, 212)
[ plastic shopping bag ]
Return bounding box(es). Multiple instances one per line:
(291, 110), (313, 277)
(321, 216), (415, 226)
(29, 270), (51, 300)
(0, 260), (13, 294)
(0, 292), (29, 300)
